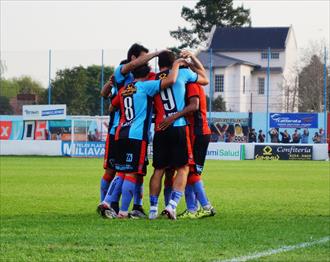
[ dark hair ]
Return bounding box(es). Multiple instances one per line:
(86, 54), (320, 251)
(120, 59), (128, 65)
(158, 51), (175, 69)
(132, 64), (151, 79)
(127, 43), (149, 61)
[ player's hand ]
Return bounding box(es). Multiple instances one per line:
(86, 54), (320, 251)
(174, 58), (188, 67)
(180, 50), (194, 59)
(158, 115), (176, 130)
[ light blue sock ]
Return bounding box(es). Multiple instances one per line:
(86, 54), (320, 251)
(121, 178), (136, 212)
(134, 182), (144, 206)
(193, 180), (209, 207)
(168, 190), (183, 210)
(100, 178), (110, 202)
(185, 184), (197, 212)
(104, 175), (124, 205)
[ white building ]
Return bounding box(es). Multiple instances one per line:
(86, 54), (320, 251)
(198, 26), (298, 112)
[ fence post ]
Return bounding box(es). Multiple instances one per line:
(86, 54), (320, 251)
(208, 48), (213, 120)
(48, 49), (52, 105)
(323, 46), (327, 143)
(100, 49), (104, 116)
(266, 47), (271, 142)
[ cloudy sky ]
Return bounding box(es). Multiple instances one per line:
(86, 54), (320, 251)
(1, 0), (329, 86)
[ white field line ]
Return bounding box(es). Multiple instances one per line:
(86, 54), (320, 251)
(219, 236), (330, 262)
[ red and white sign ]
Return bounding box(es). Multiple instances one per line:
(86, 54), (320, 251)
(0, 121), (12, 140)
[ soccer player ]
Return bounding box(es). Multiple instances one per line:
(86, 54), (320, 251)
(110, 59), (185, 219)
(158, 51), (216, 219)
(97, 43), (161, 218)
(149, 50), (209, 220)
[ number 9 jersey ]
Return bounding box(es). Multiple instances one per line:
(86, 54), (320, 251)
(153, 68), (198, 131)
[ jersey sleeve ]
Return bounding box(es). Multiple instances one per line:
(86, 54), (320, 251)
(114, 64), (127, 85)
(111, 93), (120, 108)
(181, 68), (198, 83)
(186, 83), (200, 99)
(142, 80), (161, 97)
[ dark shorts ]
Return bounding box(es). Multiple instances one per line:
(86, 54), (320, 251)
(190, 134), (210, 174)
(103, 134), (116, 170)
(114, 138), (148, 175)
(153, 126), (194, 169)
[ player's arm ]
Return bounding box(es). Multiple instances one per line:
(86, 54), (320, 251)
(108, 93), (120, 112)
(181, 50), (209, 86)
(120, 50), (164, 75)
(100, 75), (114, 98)
(159, 58), (185, 89)
(158, 96), (199, 131)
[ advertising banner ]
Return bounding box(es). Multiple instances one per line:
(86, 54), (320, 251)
(209, 118), (249, 142)
(62, 141), (105, 157)
(0, 121), (12, 140)
(269, 113), (318, 129)
(23, 104), (67, 120)
(206, 143), (245, 160)
(254, 145), (313, 160)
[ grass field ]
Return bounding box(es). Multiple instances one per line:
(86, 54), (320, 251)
(1, 157), (329, 261)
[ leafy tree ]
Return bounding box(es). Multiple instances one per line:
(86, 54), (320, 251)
(170, 0), (251, 49)
(206, 95), (226, 112)
(0, 96), (13, 114)
(47, 65), (113, 115)
(298, 55), (329, 112)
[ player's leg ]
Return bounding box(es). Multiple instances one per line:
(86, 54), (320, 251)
(164, 168), (175, 206)
(191, 134), (216, 218)
(164, 126), (193, 219)
(178, 172), (199, 219)
(119, 173), (137, 218)
(102, 172), (125, 214)
(149, 130), (170, 219)
(100, 133), (115, 201)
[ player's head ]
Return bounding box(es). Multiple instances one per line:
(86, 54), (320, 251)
(158, 51), (175, 69)
(127, 43), (149, 61)
(132, 64), (151, 79)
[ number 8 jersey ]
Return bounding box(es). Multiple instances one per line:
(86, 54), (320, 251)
(112, 80), (162, 141)
(153, 68), (198, 131)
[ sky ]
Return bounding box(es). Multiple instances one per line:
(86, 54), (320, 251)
(1, 0), (329, 86)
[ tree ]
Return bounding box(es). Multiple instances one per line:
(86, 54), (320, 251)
(206, 95), (226, 112)
(298, 54), (329, 112)
(212, 95), (226, 112)
(47, 65), (113, 115)
(170, 0), (251, 49)
(0, 96), (13, 114)
(0, 76), (45, 101)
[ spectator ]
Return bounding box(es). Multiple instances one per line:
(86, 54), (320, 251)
(56, 131), (62, 140)
(94, 128), (101, 141)
(258, 130), (265, 143)
(269, 128), (279, 143)
(280, 129), (291, 143)
(301, 128), (309, 144)
(248, 128), (257, 143)
(319, 128), (326, 143)
(291, 129), (301, 144)
(313, 132), (321, 143)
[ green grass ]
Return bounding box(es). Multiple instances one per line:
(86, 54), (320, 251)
(1, 157), (329, 261)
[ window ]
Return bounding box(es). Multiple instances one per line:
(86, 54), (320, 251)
(261, 51), (280, 59)
(271, 52), (280, 59)
(242, 76), (246, 94)
(214, 74), (224, 92)
(258, 78), (265, 95)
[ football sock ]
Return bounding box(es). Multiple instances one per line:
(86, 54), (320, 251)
(167, 190), (183, 210)
(103, 173), (124, 205)
(100, 172), (113, 202)
(149, 195), (159, 214)
(185, 184), (197, 212)
(120, 175), (136, 212)
(164, 186), (172, 206)
(193, 180), (210, 208)
(134, 177), (144, 206)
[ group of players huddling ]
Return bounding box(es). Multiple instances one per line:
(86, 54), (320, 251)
(97, 43), (216, 220)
